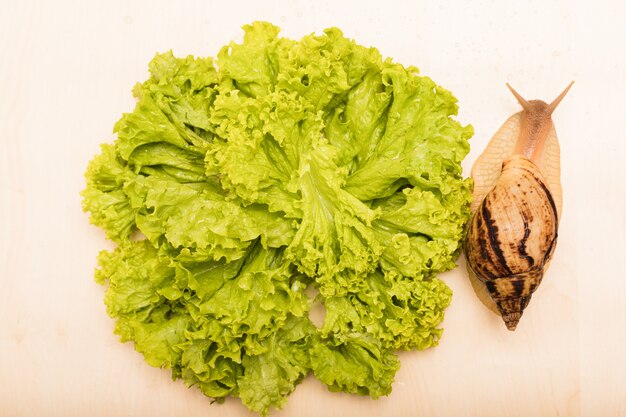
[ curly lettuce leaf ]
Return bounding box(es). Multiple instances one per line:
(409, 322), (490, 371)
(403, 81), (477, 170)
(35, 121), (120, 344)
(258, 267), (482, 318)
(83, 21), (473, 416)
(82, 144), (137, 241)
(321, 270), (452, 351)
(238, 316), (316, 415)
(310, 332), (399, 397)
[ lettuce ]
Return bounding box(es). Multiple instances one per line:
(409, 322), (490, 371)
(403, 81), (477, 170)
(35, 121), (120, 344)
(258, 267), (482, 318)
(83, 22), (472, 416)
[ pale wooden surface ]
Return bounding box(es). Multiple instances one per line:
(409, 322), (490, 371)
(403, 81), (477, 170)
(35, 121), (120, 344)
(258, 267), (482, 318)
(1, 1), (625, 416)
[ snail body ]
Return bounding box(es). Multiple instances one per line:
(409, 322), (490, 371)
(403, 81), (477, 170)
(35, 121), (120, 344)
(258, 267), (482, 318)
(465, 82), (573, 331)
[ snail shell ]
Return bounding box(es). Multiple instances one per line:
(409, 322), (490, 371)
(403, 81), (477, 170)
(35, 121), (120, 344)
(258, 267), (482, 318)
(464, 82), (573, 331)
(465, 155), (558, 330)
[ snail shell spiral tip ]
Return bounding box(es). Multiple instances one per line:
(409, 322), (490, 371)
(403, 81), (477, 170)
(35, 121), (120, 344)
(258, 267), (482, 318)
(496, 296), (531, 331)
(503, 315), (520, 331)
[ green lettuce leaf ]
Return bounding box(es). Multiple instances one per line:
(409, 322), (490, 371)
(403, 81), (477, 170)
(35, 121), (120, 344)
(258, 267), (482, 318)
(238, 316), (316, 415)
(82, 144), (137, 241)
(83, 21), (472, 416)
(310, 332), (399, 398)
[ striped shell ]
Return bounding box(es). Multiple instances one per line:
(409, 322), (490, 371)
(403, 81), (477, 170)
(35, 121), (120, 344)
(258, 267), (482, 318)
(465, 155), (559, 330)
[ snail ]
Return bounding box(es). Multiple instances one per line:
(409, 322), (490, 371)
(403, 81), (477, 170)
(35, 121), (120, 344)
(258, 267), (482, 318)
(464, 81), (573, 331)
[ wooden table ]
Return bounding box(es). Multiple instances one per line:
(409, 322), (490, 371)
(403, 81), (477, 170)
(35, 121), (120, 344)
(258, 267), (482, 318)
(1, 1), (625, 416)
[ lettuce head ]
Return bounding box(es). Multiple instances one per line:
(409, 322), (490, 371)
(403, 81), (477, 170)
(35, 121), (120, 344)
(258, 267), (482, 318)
(82, 22), (473, 416)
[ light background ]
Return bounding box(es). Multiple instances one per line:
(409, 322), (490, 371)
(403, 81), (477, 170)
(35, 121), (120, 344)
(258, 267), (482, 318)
(1, 0), (625, 416)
